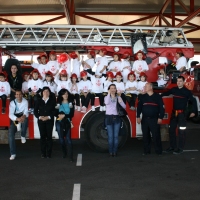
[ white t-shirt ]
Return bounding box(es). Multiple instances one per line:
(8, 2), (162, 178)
(28, 79), (43, 93)
(43, 81), (57, 94)
(59, 60), (71, 77)
(78, 80), (92, 93)
(176, 56), (187, 70)
(72, 58), (81, 78)
(47, 60), (59, 75)
(70, 82), (79, 94)
(121, 60), (132, 83)
(103, 80), (112, 92)
(22, 81), (29, 93)
(113, 81), (125, 93)
(0, 81), (11, 96)
(157, 74), (169, 87)
(125, 81), (138, 94)
(91, 75), (106, 93)
(54, 76), (71, 94)
(95, 56), (108, 75)
(108, 61), (122, 76)
(133, 60), (149, 79)
(31, 63), (49, 80)
(83, 58), (95, 77)
(137, 81), (147, 93)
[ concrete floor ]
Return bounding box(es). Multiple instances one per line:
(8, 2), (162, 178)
(0, 122), (199, 200)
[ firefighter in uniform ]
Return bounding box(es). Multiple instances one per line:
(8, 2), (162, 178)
(137, 82), (165, 155)
(161, 76), (196, 154)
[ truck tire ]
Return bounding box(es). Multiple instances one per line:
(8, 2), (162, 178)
(84, 112), (129, 152)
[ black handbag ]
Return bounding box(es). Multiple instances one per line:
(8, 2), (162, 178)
(116, 98), (127, 117)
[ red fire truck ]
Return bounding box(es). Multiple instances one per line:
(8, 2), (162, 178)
(0, 25), (199, 152)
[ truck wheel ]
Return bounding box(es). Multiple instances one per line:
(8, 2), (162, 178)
(84, 112), (129, 152)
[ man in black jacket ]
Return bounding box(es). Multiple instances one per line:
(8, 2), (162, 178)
(161, 76), (196, 154)
(34, 87), (56, 158)
(137, 83), (165, 155)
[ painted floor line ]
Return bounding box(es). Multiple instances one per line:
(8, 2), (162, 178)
(72, 184), (81, 200)
(76, 154), (82, 166)
(183, 149), (199, 152)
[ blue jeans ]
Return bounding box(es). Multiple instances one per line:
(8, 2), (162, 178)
(56, 120), (72, 146)
(106, 117), (121, 154)
(8, 118), (28, 155)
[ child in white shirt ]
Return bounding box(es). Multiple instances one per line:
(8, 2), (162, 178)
(54, 69), (71, 94)
(121, 51), (132, 83)
(82, 51), (96, 79)
(70, 73), (80, 111)
(47, 51), (59, 76)
(95, 48), (108, 77)
(70, 51), (81, 79)
(133, 50), (149, 80)
(79, 71), (92, 113)
(113, 71), (126, 104)
(103, 71), (114, 96)
(125, 72), (138, 110)
(157, 67), (168, 87)
(22, 72), (30, 100)
(43, 71), (57, 94)
(58, 53), (71, 77)
(90, 74), (106, 111)
(0, 71), (11, 114)
(28, 69), (43, 113)
(137, 72), (148, 100)
(31, 54), (49, 80)
(108, 53), (122, 77)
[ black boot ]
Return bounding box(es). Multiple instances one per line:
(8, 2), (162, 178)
(62, 145), (67, 158)
(67, 144), (73, 162)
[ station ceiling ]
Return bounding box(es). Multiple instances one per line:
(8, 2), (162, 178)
(0, 0), (200, 52)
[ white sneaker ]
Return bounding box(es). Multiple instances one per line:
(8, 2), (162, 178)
(75, 106), (77, 110)
(10, 155), (16, 160)
(55, 104), (60, 109)
(77, 106), (81, 111)
(81, 106), (86, 113)
(100, 106), (103, 111)
(21, 136), (26, 144)
(103, 106), (106, 111)
(92, 106), (95, 111)
(130, 106), (135, 110)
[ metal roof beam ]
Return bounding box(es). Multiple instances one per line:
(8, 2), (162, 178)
(177, 0), (190, 15)
(0, 17), (23, 25)
(36, 15), (65, 25)
(176, 8), (200, 28)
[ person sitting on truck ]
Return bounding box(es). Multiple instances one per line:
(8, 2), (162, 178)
(70, 73), (80, 111)
(90, 73), (106, 111)
(47, 51), (59, 76)
(132, 50), (149, 80)
(156, 67), (169, 87)
(104, 84), (126, 157)
(108, 53), (122, 77)
(137, 72), (148, 98)
(161, 75), (197, 154)
(79, 71), (92, 113)
(103, 71), (114, 96)
(28, 69), (43, 114)
(9, 90), (29, 160)
(113, 71), (126, 104)
(22, 72), (30, 100)
(82, 51), (96, 80)
(95, 48), (108, 77)
(125, 72), (138, 110)
(121, 51), (132, 83)
(0, 71), (11, 114)
(8, 64), (23, 101)
(31, 53), (49, 80)
(70, 51), (81, 80)
(58, 53), (71, 77)
(55, 89), (74, 161)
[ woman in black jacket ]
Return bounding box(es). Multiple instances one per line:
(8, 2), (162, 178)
(55, 89), (74, 161)
(34, 87), (56, 158)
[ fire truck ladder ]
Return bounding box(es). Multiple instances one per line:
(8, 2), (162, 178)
(0, 25), (193, 50)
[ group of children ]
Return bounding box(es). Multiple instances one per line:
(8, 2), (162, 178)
(0, 49), (169, 114)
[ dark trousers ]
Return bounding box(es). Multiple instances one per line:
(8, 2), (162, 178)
(120, 93), (126, 104)
(0, 94), (7, 108)
(141, 117), (162, 154)
(169, 112), (186, 150)
(38, 119), (54, 156)
(10, 91), (15, 101)
(72, 93), (80, 106)
(126, 93), (137, 108)
(80, 92), (91, 108)
(91, 93), (104, 106)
